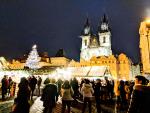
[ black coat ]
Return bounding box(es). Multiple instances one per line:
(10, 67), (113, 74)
(29, 77), (37, 91)
(41, 83), (58, 107)
(94, 82), (101, 97)
(127, 85), (150, 113)
(13, 83), (30, 113)
(1, 78), (8, 93)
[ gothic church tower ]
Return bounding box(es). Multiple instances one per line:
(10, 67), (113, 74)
(98, 14), (112, 56)
(80, 18), (91, 50)
(80, 14), (112, 61)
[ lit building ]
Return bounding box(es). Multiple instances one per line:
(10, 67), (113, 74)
(77, 15), (132, 80)
(139, 18), (150, 74)
(131, 63), (140, 79)
(9, 60), (24, 69)
(8, 14), (133, 80)
(80, 14), (112, 61)
(117, 54), (131, 80)
(9, 48), (71, 69)
(0, 57), (9, 69)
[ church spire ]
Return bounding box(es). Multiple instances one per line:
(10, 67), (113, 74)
(102, 14), (108, 23)
(98, 14), (110, 33)
(81, 17), (91, 36)
(85, 17), (90, 27)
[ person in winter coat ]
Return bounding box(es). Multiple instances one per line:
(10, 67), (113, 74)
(124, 81), (130, 100)
(70, 77), (79, 99)
(94, 79), (102, 113)
(41, 78), (58, 113)
(61, 80), (74, 113)
(127, 75), (150, 113)
(29, 75), (37, 100)
(81, 79), (94, 113)
(12, 77), (30, 113)
(1, 75), (8, 100)
(119, 80), (127, 109)
(56, 78), (63, 97)
(37, 76), (42, 96)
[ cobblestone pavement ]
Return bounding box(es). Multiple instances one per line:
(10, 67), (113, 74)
(0, 96), (128, 113)
(0, 96), (37, 113)
(30, 97), (82, 113)
(0, 99), (14, 113)
(30, 97), (123, 113)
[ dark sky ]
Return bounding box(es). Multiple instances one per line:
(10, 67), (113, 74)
(0, 0), (150, 63)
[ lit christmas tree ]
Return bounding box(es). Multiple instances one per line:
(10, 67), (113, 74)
(25, 44), (41, 69)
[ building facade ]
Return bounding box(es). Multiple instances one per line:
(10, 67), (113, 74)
(0, 57), (9, 69)
(80, 15), (112, 61)
(78, 15), (131, 80)
(7, 15), (132, 80)
(139, 19), (150, 74)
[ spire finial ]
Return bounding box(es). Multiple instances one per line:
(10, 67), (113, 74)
(81, 14), (92, 36)
(102, 13), (108, 23)
(85, 13), (90, 26)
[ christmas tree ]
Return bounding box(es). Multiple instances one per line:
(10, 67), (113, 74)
(25, 44), (41, 69)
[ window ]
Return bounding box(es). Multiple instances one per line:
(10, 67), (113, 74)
(103, 37), (106, 43)
(85, 40), (87, 46)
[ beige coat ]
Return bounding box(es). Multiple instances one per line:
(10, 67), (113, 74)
(81, 83), (94, 98)
(61, 87), (74, 100)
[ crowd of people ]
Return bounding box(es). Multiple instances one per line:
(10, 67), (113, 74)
(10, 75), (42, 113)
(1, 75), (15, 100)
(1, 74), (150, 113)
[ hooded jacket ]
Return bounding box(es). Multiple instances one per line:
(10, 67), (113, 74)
(81, 83), (94, 98)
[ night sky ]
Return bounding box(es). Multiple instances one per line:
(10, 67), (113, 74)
(0, 0), (150, 63)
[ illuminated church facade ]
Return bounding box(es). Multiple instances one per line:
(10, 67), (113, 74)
(2, 14), (142, 80)
(72, 15), (133, 80)
(80, 15), (112, 61)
